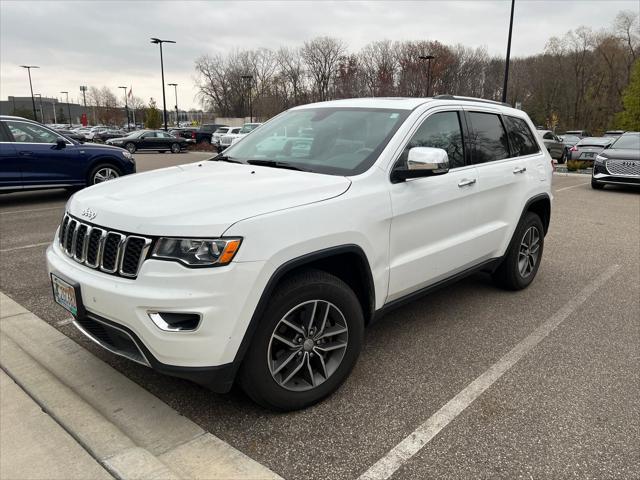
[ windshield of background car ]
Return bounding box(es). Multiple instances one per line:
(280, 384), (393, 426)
(610, 134), (640, 150)
(561, 135), (580, 144)
(219, 108), (410, 175)
(126, 131), (145, 138)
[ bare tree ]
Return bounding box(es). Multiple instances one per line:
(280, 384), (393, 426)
(301, 36), (346, 101)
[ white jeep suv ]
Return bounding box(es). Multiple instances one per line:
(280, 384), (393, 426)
(47, 96), (552, 411)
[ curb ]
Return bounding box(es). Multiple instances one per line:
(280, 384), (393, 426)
(0, 293), (283, 480)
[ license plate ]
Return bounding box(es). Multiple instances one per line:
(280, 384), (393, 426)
(583, 152), (595, 158)
(51, 274), (79, 316)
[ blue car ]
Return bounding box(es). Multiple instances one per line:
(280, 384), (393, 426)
(0, 116), (136, 193)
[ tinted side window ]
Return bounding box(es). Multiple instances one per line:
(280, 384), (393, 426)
(468, 112), (509, 164)
(504, 116), (540, 157)
(402, 111), (465, 168)
(0, 123), (11, 142)
(5, 121), (59, 144)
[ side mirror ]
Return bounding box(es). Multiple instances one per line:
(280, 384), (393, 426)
(391, 147), (449, 183)
(55, 138), (66, 149)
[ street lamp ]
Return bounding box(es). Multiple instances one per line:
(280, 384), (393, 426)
(502, 0), (516, 104)
(168, 83), (179, 126)
(60, 91), (72, 127)
(34, 94), (44, 123)
(118, 86), (130, 130)
(20, 65), (39, 121)
(240, 74), (253, 122)
(150, 37), (176, 131)
(418, 55), (435, 97)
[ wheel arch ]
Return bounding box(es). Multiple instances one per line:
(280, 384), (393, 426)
(230, 245), (375, 377)
(85, 156), (124, 184)
(523, 193), (551, 234)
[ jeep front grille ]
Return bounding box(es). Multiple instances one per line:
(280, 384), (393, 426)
(606, 160), (640, 177)
(58, 214), (151, 278)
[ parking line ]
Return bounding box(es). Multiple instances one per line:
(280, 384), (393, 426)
(358, 264), (620, 480)
(0, 242), (50, 253)
(0, 206), (63, 215)
(555, 182), (589, 192)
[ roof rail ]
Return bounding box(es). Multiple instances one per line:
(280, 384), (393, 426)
(433, 94), (512, 108)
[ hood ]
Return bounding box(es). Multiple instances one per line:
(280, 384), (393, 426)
(106, 137), (130, 143)
(67, 161), (351, 237)
(599, 149), (640, 161)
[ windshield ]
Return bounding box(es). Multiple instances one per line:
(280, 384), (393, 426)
(611, 134), (640, 150)
(125, 131), (146, 138)
(217, 107), (409, 175)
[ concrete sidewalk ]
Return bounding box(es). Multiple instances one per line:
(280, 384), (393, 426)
(0, 292), (282, 480)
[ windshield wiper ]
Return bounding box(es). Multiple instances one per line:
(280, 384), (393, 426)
(246, 159), (308, 172)
(212, 154), (243, 164)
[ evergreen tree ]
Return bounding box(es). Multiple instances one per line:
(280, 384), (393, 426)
(144, 98), (162, 129)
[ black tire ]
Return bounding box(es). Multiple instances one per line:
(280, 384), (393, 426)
(239, 269), (364, 411)
(170, 143), (181, 154)
(492, 212), (544, 291)
(591, 178), (604, 189)
(125, 142), (136, 154)
(88, 164), (122, 185)
(559, 149), (567, 164)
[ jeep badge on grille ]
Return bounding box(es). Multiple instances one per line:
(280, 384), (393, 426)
(81, 208), (97, 220)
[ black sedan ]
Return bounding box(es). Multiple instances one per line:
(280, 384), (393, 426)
(106, 130), (189, 153)
(55, 129), (86, 143)
(592, 132), (640, 189)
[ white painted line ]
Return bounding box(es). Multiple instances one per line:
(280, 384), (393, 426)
(358, 264), (620, 480)
(56, 318), (74, 327)
(0, 242), (50, 253)
(555, 182), (589, 192)
(0, 206), (63, 215)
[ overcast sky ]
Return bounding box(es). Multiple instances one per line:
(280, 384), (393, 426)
(1, 0), (637, 110)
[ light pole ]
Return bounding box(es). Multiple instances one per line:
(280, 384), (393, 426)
(168, 83), (178, 126)
(60, 91), (71, 126)
(502, 0), (516, 104)
(34, 94), (44, 123)
(150, 37), (175, 131)
(240, 74), (253, 122)
(118, 86), (130, 130)
(418, 55), (435, 97)
(20, 65), (39, 121)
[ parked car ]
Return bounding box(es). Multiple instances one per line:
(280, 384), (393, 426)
(564, 129), (592, 138)
(106, 130), (189, 153)
(537, 130), (566, 162)
(217, 127), (242, 151)
(567, 137), (614, 163)
(94, 129), (128, 143)
(559, 134), (580, 149)
(193, 123), (227, 144)
(230, 122), (262, 145)
(169, 128), (197, 141)
(211, 126), (232, 146)
(591, 132), (640, 189)
(603, 130), (625, 138)
(46, 96), (552, 410)
(55, 128), (86, 143)
(0, 115), (135, 193)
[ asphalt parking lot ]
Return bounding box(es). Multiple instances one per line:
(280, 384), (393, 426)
(1, 155), (638, 480)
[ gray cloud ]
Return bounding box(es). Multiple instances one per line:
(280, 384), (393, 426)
(1, 0), (636, 109)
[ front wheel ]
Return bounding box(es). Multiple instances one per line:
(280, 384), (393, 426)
(493, 212), (544, 290)
(239, 270), (364, 411)
(89, 164), (121, 185)
(170, 143), (181, 153)
(125, 142), (136, 154)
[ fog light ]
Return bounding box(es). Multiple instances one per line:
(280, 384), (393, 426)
(148, 312), (201, 332)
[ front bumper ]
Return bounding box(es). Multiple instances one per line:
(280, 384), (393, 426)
(592, 164), (640, 186)
(46, 240), (269, 389)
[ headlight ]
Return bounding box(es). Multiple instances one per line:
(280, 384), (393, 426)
(595, 154), (607, 165)
(121, 150), (134, 160)
(152, 238), (241, 267)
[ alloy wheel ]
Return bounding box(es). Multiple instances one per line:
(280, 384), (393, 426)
(267, 300), (348, 392)
(518, 226), (540, 278)
(93, 167), (119, 184)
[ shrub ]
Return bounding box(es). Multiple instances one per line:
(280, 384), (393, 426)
(567, 160), (592, 171)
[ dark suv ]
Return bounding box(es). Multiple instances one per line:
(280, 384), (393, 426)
(0, 116), (136, 193)
(193, 123), (227, 144)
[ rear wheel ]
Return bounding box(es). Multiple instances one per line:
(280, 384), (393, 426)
(493, 212), (544, 290)
(591, 178), (604, 189)
(239, 270), (364, 411)
(125, 142), (136, 154)
(89, 164), (121, 185)
(170, 143), (181, 153)
(559, 149), (567, 164)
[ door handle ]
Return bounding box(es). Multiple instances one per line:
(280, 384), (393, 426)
(513, 166), (527, 174)
(18, 151), (34, 156)
(457, 178), (477, 188)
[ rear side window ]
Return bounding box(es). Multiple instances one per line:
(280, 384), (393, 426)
(0, 123), (10, 142)
(504, 116), (540, 157)
(403, 111), (465, 168)
(467, 112), (510, 164)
